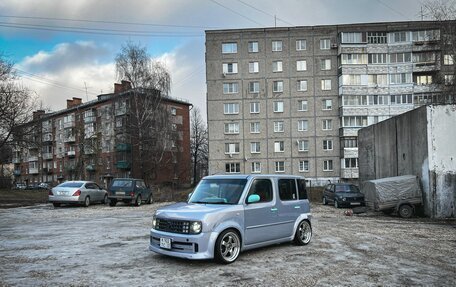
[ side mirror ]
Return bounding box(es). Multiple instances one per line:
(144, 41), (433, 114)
(247, 194), (260, 204)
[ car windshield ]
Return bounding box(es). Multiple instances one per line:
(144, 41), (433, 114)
(189, 178), (247, 204)
(58, 182), (84, 188)
(111, 180), (133, 188)
(336, 185), (360, 193)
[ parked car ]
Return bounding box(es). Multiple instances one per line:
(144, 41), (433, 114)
(49, 181), (108, 207)
(13, 183), (27, 190)
(38, 182), (51, 190)
(149, 174), (312, 264)
(107, 178), (153, 206)
(322, 183), (365, 208)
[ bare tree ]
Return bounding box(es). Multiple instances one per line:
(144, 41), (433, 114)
(0, 54), (35, 150)
(190, 107), (208, 185)
(115, 42), (175, 183)
(423, 0), (456, 102)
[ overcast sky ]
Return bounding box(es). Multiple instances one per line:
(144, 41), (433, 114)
(0, 0), (430, 118)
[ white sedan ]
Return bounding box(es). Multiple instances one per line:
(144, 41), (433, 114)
(49, 181), (108, 207)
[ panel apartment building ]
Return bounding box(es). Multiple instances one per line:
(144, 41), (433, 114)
(206, 20), (454, 185)
(12, 81), (192, 187)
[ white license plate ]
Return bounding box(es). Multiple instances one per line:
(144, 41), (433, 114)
(160, 237), (171, 249)
(58, 191), (66, 195)
(350, 202), (361, 206)
(116, 192), (125, 196)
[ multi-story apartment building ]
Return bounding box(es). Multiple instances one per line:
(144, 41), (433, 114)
(12, 81), (192, 187)
(206, 21), (454, 185)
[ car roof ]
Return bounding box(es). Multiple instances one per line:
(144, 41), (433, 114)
(203, 174), (305, 180)
(112, 178), (142, 181)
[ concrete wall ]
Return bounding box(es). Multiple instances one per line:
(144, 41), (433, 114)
(359, 104), (455, 218)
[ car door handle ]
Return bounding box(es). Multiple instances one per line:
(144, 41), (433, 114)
(270, 208), (278, 212)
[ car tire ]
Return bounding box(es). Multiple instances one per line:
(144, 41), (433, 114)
(322, 197), (327, 205)
(334, 200), (339, 209)
(146, 195), (153, 204)
(102, 194), (108, 205)
(135, 195), (142, 207)
(83, 196), (90, 207)
(215, 229), (241, 264)
(52, 203), (61, 208)
(294, 220), (312, 246)
(399, 204), (413, 218)
(109, 199), (117, 207)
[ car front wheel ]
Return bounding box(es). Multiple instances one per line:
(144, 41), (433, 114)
(334, 200), (339, 208)
(102, 195), (108, 205)
(322, 197), (327, 205)
(215, 229), (241, 264)
(109, 199), (117, 207)
(294, 220), (312, 245)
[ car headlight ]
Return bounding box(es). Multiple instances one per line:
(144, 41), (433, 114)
(190, 221), (202, 234)
(342, 197), (347, 201)
(152, 215), (157, 229)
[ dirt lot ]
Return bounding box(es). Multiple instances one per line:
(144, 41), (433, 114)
(0, 202), (455, 287)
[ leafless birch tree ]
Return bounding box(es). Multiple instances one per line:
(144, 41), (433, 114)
(190, 107), (208, 185)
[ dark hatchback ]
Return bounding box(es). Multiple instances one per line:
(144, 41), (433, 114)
(108, 178), (153, 206)
(322, 183), (365, 208)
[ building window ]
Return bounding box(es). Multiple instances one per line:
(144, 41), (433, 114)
(273, 61), (283, 72)
(249, 81), (260, 93)
(250, 142), (261, 153)
(274, 121), (284, 133)
(323, 140), (333, 150)
(342, 95), (368, 106)
(341, 32), (364, 43)
(248, 41), (259, 53)
(223, 82), (239, 94)
(390, 73), (412, 85)
(225, 143), (240, 154)
(322, 119), (332, 130)
(275, 161), (285, 172)
(296, 39), (307, 51)
(251, 162), (261, 173)
(415, 75), (433, 85)
(368, 95), (390, 105)
(225, 163), (240, 173)
(321, 79), (332, 90)
(321, 59), (331, 70)
(273, 101), (284, 112)
(343, 116), (368, 127)
(274, 141), (284, 152)
(368, 74), (388, 86)
(297, 80), (308, 91)
(224, 103), (239, 114)
(444, 55), (454, 65)
(298, 120), (308, 131)
(390, 52), (412, 63)
(299, 160), (309, 172)
(341, 74), (364, 86)
(388, 31), (410, 43)
(249, 62), (259, 73)
(250, 122), (260, 133)
(272, 40), (283, 52)
(298, 100), (308, 111)
(341, 54), (368, 65)
(273, 81), (283, 92)
(445, 75), (454, 85)
(222, 42), (237, 54)
(298, 140), (309, 152)
(412, 29), (440, 42)
(320, 39), (330, 50)
(390, 94), (413, 104)
(367, 32), (387, 44)
(171, 124), (177, 131)
(250, 102), (260, 113)
(323, 160), (333, 171)
(322, 99), (332, 110)
(222, 63), (238, 74)
(413, 52), (435, 63)
(344, 158), (359, 168)
(368, 53), (388, 64)
(296, 60), (307, 71)
(224, 123), (240, 134)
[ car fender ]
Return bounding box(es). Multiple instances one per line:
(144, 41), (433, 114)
(292, 213), (312, 238)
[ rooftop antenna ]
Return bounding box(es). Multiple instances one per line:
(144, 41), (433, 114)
(421, 6), (424, 20)
(274, 15), (277, 27)
(84, 81), (91, 101)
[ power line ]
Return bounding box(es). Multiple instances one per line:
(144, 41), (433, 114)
(209, 0), (266, 27)
(235, 0), (295, 26)
(0, 14), (221, 29)
(375, 0), (413, 20)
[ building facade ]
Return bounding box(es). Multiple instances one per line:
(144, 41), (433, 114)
(206, 21), (454, 185)
(12, 81), (192, 187)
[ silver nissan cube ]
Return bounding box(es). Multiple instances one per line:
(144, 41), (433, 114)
(149, 174), (312, 264)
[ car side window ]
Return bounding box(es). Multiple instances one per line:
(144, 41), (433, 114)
(246, 179), (273, 203)
(278, 179), (298, 201)
(85, 183), (94, 189)
(136, 181), (146, 189)
(297, 179), (307, 199)
(331, 184), (336, 193)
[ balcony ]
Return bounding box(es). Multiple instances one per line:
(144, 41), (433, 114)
(42, 133), (53, 143)
(86, 164), (96, 172)
(341, 168), (359, 179)
(42, 153), (53, 160)
(13, 170), (21, 176)
(115, 160), (131, 170)
(67, 150), (76, 157)
(115, 143), (131, 152)
(63, 121), (75, 128)
(28, 156), (39, 162)
(343, 148), (358, 159)
(64, 135), (76, 143)
(29, 168), (39, 174)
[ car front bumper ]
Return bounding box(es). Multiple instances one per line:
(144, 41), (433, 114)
(149, 228), (219, 260)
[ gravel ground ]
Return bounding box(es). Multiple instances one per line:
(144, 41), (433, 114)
(0, 202), (455, 287)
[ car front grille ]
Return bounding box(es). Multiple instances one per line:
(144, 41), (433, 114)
(156, 218), (190, 234)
